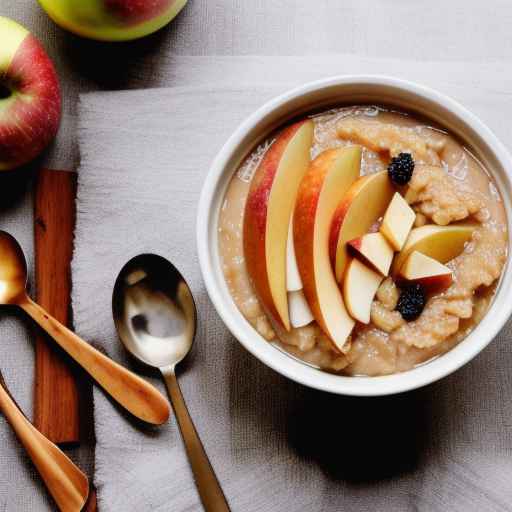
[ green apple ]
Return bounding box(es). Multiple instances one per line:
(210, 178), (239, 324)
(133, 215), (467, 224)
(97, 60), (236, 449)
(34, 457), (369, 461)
(38, 0), (188, 42)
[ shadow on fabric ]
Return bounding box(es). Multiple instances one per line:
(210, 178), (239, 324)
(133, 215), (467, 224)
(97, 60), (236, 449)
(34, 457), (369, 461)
(286, 385), (432, 482)
(227, 335), (437, 484)
(57, 11), (188, 91)
(0, 165), (35, 213)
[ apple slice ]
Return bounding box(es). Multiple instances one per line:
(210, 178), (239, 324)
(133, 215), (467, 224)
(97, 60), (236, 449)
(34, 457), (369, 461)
(343, 258), (384, 324)
(380, 192), (416, 251)
(244, 119), (314, 330)
(286, 218), (314, 327)
(347, 232), (394, 276)
(392, 224), (477, 274)
(329, 170), (394, 282)
(286, 217), (302, 292)
(399, 251), (453, 291)
(288, 290), (314, 328)
(294, 146), (361, 352)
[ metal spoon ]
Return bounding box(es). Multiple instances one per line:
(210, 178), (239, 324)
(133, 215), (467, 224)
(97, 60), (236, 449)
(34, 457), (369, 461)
(0, 370), (89, 511)
(112, 254), (230, 512)
(0, 231), (170, 425)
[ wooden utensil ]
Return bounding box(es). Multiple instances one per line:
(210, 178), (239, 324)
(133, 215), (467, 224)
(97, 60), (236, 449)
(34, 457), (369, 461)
(34, 169), (80, 444)
(0, 231), (171, 425)
(84, 488), (98, 512)
(0, 371), (89, 511)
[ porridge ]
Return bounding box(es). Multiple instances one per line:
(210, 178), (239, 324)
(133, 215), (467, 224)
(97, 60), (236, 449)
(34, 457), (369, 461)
(218, 106), (508, 376)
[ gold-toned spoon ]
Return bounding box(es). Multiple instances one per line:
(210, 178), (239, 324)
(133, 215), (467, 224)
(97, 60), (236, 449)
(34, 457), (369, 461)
(112, 254), (230, 512)
(0, 231), (170, 425)
(0, 371), (89, 511)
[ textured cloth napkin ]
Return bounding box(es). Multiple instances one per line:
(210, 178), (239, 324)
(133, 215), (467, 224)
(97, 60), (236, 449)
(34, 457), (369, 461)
(3, 0), (512, 508)
(75, 56), (512, 512)
(8, 0), (512, 171)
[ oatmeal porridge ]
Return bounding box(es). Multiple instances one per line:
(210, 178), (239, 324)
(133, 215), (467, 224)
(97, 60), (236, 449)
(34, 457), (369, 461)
(218, 106), (508, 376)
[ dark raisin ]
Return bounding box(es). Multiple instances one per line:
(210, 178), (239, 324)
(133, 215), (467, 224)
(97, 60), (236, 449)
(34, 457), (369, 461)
(396, 283), (426, 321)
(388, 152), (415, 185)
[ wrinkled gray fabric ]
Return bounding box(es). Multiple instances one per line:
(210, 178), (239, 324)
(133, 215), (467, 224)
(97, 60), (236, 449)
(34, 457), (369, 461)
(2, 0), (512, 508)
(5, 0), (512, 169)
(0, 174), (46, 510)
(76, 58), (512, 512)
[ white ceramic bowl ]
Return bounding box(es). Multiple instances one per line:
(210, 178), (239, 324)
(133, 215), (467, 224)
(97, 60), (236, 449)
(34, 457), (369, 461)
(197, 75), (512, 396)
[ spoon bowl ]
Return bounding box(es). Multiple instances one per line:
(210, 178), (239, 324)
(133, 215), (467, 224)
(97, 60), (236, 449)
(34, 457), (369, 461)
(0, 231), (28, 303)
(113, 254), (230, 512)
(0, 370), (89, 511)
(113, 254), (196, 370)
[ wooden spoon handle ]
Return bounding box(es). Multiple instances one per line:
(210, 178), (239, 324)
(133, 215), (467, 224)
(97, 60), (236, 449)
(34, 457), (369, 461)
(0, 379), (89, 511)
(21, 298), (170, 425)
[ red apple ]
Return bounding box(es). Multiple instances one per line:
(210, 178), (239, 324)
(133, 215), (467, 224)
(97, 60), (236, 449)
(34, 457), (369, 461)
(38, 0), (188, 42)
(104, 0), (171, 24)
(0, 17), (61, 171)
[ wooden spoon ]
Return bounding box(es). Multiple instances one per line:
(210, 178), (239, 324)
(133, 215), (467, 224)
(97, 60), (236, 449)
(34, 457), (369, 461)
(0, 231), (170, 425)
(0, 371), (89, 511)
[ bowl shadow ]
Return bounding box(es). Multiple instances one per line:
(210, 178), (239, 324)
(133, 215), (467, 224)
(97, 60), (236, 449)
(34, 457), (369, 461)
(286, 384), (432, 483)
(228, 338), (436, 484)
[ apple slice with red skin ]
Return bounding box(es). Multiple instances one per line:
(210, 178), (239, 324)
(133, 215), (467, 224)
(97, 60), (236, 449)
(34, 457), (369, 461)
(343, 258), (384, 324)
(244, 119), (314, 331)
(399, 251), (453, 292)
(347, 232), (394, 276)
(380, 192), (416, 251)
(0, 17), (61, 170)
(329, 170), (394, 283)
(294, 146), (361, 352)
(391, 224), (477, 275)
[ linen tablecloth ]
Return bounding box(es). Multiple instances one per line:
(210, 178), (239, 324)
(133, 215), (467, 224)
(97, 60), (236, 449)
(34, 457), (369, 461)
(2, 0), (512, 509)
(75, 56), (512, 511)
(7, 0), (512, 171)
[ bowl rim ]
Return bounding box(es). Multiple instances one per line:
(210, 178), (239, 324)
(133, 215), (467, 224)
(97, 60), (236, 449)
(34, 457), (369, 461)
(197, 74), (512, 396)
